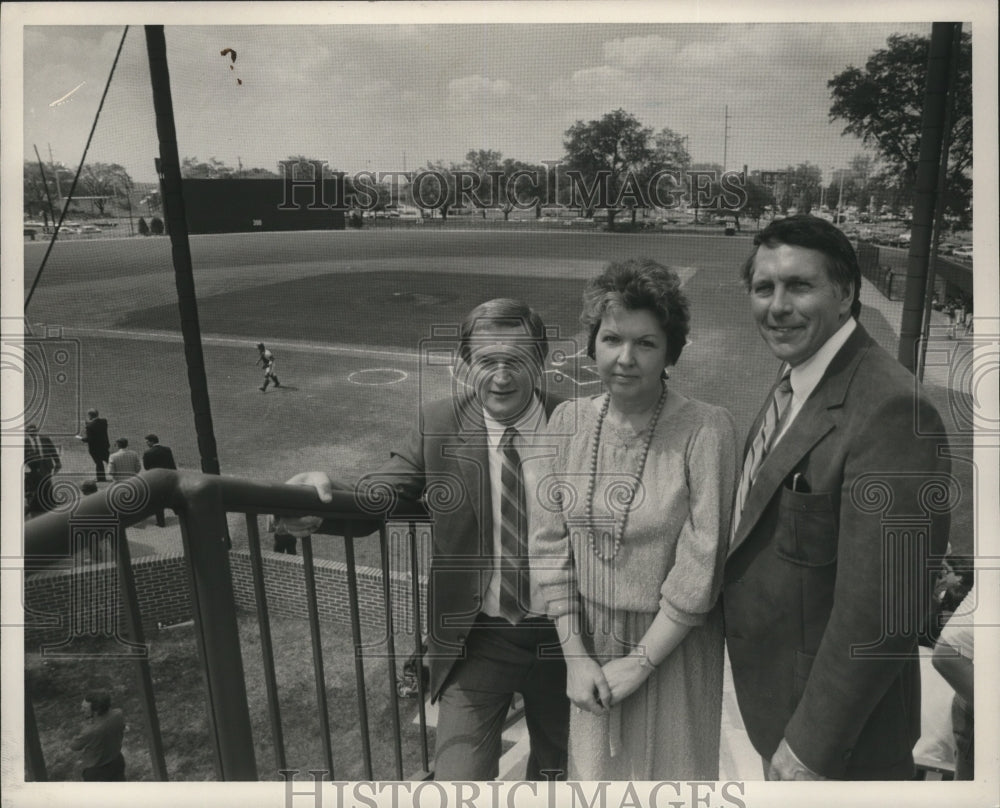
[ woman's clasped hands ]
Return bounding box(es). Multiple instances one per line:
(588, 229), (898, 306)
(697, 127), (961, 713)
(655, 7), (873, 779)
(565, 652), (654, 713)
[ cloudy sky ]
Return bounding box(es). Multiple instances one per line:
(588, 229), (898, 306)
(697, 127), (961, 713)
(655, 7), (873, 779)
(16, 12), (943, 185)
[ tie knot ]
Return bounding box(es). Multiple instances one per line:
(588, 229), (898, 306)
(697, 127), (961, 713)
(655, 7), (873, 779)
(777, 372), (793, 396)
(500, 427), (519, 448)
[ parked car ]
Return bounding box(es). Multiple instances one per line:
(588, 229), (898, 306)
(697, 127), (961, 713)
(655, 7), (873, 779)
(951, 245), (973, 261)
(77, 224), (102, 234)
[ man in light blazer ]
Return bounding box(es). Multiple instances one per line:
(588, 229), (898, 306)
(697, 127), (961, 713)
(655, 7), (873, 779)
(724, 215), (951, 780)
(289, 299), (569, 781)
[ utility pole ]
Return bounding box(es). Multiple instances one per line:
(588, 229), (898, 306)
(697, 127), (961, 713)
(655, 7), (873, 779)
(145, 26), (223, 479)
(123, 185), (134, 236)
(722, 106), (729, 172)
(47, 143), (62, 201)
(899, 22), (962, 373)
(836, 168), (845, 224)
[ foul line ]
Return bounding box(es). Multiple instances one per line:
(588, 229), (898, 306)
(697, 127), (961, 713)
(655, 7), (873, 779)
(61, 326), (423, 362)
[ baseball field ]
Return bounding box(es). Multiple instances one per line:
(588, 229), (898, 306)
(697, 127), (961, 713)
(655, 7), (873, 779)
(22, 227), (973, 560)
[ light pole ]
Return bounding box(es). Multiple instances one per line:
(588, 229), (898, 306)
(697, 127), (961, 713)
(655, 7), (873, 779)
(836, 167), (845, 224)
(121, 185), (134, 236)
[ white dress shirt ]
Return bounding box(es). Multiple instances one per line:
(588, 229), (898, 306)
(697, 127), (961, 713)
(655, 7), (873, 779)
(774, 317), (857, 446)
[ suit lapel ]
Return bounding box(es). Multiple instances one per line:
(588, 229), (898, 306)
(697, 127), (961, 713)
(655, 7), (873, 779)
(728, 324), (872, 559)
(444, 395), (492, 550)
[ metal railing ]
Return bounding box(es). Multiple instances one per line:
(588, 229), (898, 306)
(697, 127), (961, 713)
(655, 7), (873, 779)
(22, 469), (433, 781)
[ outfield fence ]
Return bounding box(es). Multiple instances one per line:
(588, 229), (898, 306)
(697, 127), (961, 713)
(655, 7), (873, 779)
(856, 240), (973, 302)
(22, 469), (434, 781)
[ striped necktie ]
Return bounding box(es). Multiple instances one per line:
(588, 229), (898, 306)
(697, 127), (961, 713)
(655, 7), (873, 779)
(732, 372), (793, 537)
(498, 427), (528, 624)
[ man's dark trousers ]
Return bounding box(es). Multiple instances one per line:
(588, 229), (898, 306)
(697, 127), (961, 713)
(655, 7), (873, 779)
(433, 614), (568, 780)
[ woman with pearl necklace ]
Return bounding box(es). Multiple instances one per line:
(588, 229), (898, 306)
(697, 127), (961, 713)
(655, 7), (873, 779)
(530, 258), (738, 780)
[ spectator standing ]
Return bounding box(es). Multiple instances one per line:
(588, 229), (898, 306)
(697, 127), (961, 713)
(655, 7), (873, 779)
(24, 423), (61, 514)
(108, 438), (142, 481)
(79, 409), (110, 482)
(268, 516), (299, 554)
(69, 692), (126, 781)
(142, 434), (177, 527)
(932, 585), (975, 780)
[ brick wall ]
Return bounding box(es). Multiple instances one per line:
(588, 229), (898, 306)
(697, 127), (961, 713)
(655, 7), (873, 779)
(23, 553), (192, 649)
(228, 550), (428, 635)
(23, 548), (427, 649)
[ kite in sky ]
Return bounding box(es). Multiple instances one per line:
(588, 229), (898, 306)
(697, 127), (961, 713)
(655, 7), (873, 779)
(220, 48), (242, 85)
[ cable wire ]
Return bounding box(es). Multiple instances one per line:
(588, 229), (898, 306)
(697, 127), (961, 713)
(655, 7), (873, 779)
(25, 26), (130, 310)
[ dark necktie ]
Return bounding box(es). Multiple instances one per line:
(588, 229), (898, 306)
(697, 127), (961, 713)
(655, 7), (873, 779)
(733, 371), (794, 537)
(498, 427), (528, 624)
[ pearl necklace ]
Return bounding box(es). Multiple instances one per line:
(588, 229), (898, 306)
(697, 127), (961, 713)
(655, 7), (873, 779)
(585, 383), (668, 561)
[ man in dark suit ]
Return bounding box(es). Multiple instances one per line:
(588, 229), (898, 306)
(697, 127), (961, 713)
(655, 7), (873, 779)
(142, 433), (177, 527)
(724, 215), (951, 780)
(289, 299), (569, 780)
(24, 423), (61, 514)
(79, 409), (110, 482)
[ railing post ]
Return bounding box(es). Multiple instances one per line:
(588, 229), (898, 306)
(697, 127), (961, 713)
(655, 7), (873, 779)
(177, 476), (257, 779)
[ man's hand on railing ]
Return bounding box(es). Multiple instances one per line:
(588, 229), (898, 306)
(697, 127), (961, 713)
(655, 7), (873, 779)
(278, 471), (353, 535)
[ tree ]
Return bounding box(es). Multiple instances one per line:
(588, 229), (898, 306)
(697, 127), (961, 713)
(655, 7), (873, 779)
(242, 166), (280, 179)
(23, 160), (73, 220)
(180, 156), (234, 178)
(414, 160), (461, 220)
(137, 216), (150, 236)
(778, 162), (823, 214)
(150, 216), (164, 235)
(843, 153), (875, 210)
(651, 128), (691, 169)
(280, 156), (339, 179)
(737, 178), (775, 230)
(24, 161), (52, 219)
(562, 109), (653, 228)
(828, 32), (972, 217)
(458, 150), (548, 221)
(79, 162), (133, 215)
(635, 128), (692, 223)
(686, 162), (724, 223)
(499, 158), (548, 222)
(464, 149), (503, 218)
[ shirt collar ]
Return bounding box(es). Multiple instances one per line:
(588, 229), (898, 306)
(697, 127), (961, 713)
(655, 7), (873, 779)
(482, 394), (545, 447)
(788, 317), (857, 402)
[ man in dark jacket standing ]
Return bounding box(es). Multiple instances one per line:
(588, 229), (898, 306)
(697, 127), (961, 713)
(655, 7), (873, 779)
(724, 216), (951, 780)
(70, 692), (126, 781)
(24, 423), (61, 514)
(79, 409), (110, 482)
(142, 433), (177, 527)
